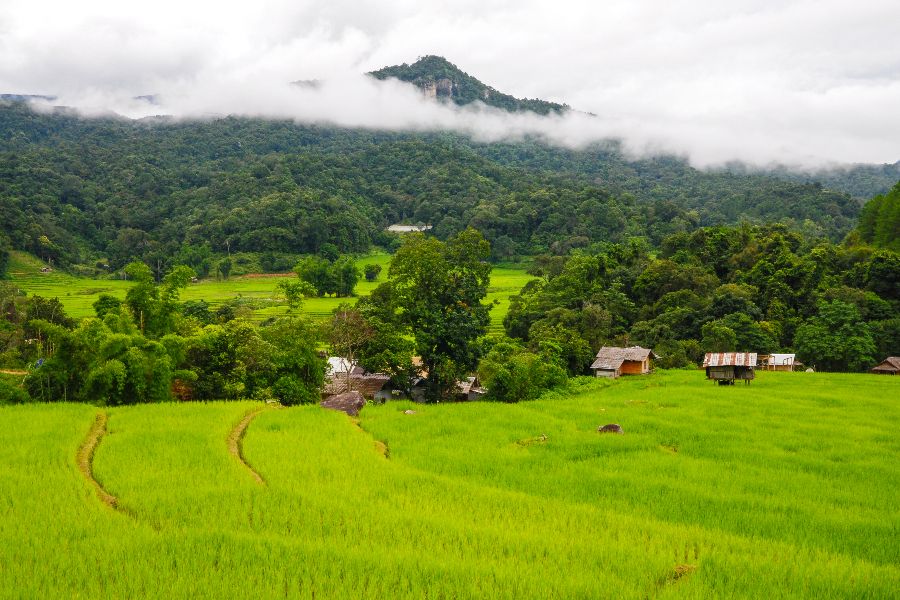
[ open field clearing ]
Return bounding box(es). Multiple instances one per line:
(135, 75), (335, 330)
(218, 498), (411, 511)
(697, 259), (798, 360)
(6, 251), (531, 329)
(0, 370), (897, 598)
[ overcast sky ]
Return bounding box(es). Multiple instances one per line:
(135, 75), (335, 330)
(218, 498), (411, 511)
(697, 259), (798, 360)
(2, 0), (899, 167)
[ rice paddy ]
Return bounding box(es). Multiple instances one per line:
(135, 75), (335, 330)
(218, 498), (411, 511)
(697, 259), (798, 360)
(1, 370), (897, 598)
(5, 251), (533, 329)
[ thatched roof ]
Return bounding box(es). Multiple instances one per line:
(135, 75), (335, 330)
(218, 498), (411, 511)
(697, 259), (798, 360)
(871, 357), (900, 373)
(590, 346), (657, 371)
(703, 352), (757, 367)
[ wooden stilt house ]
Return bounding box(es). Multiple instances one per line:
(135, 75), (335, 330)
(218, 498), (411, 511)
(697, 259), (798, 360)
(703, 352), (757, 385)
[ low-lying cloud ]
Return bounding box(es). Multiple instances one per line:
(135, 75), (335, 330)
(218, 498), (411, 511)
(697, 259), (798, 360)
(3, 0), (900, 168)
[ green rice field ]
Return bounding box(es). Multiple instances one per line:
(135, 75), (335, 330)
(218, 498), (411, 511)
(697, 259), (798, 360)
(1, 370), (897, 598)
(5, 251), (532, 329)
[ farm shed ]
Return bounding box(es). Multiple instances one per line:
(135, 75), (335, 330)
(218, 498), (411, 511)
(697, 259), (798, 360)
(324, 356), (392, 399)
(759, 353), (798, 371)
(457, 376), (486, 401)
(590, 346), (658, 378)
(323, 373), (392, 398)
(871, 357), (900, 375)
(703, 352), (757, 384)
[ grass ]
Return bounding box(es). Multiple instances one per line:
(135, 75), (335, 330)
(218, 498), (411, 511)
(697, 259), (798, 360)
(6, 251), (532, 329)
(5, 251), (133, 318)
(0, 370), (897, 597)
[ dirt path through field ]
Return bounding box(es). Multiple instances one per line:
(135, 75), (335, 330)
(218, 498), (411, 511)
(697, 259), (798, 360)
(227, 406), (270, 484)
(0, 369), (27, 375)
(77, 412), (118, 508)
(350, 417), (390, 459)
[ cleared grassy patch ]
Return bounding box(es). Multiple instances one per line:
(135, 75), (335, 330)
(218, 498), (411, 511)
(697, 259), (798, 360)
(5, 251), (133, 318)
(7, 251), (531, 328)
(0, 371), (896, 597)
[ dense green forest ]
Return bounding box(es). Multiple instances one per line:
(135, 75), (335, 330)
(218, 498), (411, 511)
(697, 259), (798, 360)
(0, 100), (875, 276)
(504, 224), (899, 375)
(855, 180), (900, 252)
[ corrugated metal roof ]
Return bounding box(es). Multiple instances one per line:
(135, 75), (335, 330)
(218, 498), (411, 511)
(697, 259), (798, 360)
(703, 352), (758, 367)
(768, 353), (795, 366)
(591, 346), (655, 370)
(323, 373), (391, 397)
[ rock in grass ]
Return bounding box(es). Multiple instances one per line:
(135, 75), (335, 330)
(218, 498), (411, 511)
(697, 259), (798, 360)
(403, 409), (417, 415)
(598, 423), (624, 434)
(321, 391), (365, 417)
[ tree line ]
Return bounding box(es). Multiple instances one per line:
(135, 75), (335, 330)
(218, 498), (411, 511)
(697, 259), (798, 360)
(503, 223), (899, 374)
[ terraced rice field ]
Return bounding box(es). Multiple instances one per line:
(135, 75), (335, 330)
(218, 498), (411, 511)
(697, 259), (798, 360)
(1, 370), (897, 598)
(6, 252), (532, 329)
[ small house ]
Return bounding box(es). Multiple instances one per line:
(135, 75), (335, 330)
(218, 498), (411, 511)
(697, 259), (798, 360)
(590, 346), (658, 378)
(386, 224), (433, 234)
(759, 353), (798, 372)
(323, 356), (391, 399)
(871, 357), (900, 375)
(457, 376), (486, 401)
(703, 352), (757, 384)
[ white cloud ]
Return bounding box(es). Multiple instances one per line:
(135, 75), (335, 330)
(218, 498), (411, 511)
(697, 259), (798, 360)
(2, 0), (899, 166)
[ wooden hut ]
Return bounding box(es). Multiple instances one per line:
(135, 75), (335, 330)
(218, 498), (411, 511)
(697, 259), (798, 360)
(871, 357), (900, 375)
(590, 346), (658, 378)
(457, 376), (487, 401)
(703, 352), (757, 385)
(324, 356), (391, 399)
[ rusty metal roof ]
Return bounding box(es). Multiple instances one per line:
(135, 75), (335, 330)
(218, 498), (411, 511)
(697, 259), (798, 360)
(323, 373), (391, 397)
(591, 346), (657, 370)
(703, 352), (758, 367)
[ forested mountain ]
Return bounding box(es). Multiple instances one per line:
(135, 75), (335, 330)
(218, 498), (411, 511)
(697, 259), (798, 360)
(727, 161), (900, 200)
(369, 55), (569, 115)
(0, 93), (875, 275)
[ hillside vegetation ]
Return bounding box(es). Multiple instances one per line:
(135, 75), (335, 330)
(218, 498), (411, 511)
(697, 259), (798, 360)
(856, 180), (900, 252)
(0, 371), (896, 598)
(0, 100), (869, 272)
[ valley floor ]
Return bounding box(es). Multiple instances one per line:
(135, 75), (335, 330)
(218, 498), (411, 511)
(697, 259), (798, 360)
(0, 370), (897, 598)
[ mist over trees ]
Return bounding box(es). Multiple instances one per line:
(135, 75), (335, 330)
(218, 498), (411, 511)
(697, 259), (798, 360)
(0, 101), (873, 273)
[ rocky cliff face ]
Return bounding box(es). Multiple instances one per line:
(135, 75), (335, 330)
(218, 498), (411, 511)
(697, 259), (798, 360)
(422, 78), (456, 100)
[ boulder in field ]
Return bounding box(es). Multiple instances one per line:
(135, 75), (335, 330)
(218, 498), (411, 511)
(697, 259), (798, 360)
(598, 423), (624, 434)
(321, 391), (365, 417)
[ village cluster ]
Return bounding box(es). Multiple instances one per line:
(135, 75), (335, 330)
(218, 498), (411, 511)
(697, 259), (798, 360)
(323, 345), (900, 407)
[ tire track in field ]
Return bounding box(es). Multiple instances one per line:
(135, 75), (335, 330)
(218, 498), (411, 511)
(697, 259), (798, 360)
(228, 405), (271, 484)
(77, 411), (119, 509)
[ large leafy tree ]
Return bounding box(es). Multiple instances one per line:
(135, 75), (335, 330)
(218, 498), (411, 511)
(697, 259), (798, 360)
(478, 338), (566, 403)
(123, 262), (195, 338)
(387, 229), (492, 401)
(295, 255), (360, 297)
(794, 301), (877, 372)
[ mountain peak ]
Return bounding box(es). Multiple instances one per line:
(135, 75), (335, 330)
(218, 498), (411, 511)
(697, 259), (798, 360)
(369, 55), (568, 116)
